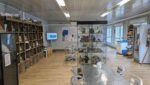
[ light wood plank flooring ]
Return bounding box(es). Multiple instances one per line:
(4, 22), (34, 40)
(19, 51), (76, 85)
(19, 48), (150, 85)
(106, 48), (150, 85)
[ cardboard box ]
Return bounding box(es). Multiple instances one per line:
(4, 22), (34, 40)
(48, 48), (53, 56)
(25, 58), (30, 69)
(19, 61), (26, 73)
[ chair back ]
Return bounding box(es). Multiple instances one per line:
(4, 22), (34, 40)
(117, 65), (125, 75)
(129, 75), (143, 85)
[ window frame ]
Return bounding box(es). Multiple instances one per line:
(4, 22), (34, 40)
(106, 26), (112, 43)
(115, 24), (124, 43)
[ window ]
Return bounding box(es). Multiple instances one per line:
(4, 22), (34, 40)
(115, 25), (123, 43)
(133, 22), (147, 27)
(107, 12), (112, 21)
(106, 26), (112, 43)
(115, 6), (124, 17)
(130, 17), (148, 27)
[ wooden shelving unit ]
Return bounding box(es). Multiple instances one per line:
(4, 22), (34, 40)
(127, 25), (136, 58)
(0, 16), (44, 73)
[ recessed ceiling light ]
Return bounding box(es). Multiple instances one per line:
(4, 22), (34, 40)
(56, 0), (66, 7)
(100, 11), (111, 17)
(64, 12), (70, 18)
(117, 0), (131, 6)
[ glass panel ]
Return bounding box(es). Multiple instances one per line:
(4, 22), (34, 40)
(115, 25), (124, 43)
(107, 26), (112, 43)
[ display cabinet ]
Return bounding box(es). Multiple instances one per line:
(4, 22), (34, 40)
(126, 25), (136, 58)
(76, 21), (107, 85)
(77, 24), (107, 65)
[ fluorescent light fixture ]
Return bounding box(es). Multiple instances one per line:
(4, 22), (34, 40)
(64, 12), (70, 18)
(117, 0), (131, 6)
(56, 0), (66, 7)
(101, 11), (111, 17)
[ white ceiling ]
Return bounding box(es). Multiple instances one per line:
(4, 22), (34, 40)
(0, 0), (121, 23)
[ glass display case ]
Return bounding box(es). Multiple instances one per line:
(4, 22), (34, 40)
(77, 24), (107, 65)
(76, 22), (108, 85)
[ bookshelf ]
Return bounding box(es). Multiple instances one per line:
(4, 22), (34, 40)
(0, 16), (44, 73)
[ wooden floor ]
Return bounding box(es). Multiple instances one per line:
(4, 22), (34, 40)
(106, 48), (150, 85)
(19, 48), (150, 85)
(19, 51), (76, 85)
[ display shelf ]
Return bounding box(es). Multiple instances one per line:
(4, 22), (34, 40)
(77, 24), (106, 65)
(126, 25), (136, 57)
(0, 16), (44, 71)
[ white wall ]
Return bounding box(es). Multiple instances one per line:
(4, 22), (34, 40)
(44, 24), (77, 50)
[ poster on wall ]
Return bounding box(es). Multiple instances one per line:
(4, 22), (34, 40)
(62, 27), (77, 42)
(62, 27), (69, 41)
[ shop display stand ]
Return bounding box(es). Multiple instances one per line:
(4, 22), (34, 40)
(76, 22), (107, 85)
(126, 25), (136, 58)
(0, 16), (44, 73)
(77, 25), (106, 64)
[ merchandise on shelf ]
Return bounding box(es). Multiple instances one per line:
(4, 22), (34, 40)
(77, 24), (106, 65)
(0, 15), (44, 73)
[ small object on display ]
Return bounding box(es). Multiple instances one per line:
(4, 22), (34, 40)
(0, 22), (4, 32)
(91, 55), (101, 64)
(91, 35), (96, 41)
(84, 55), (89, 63)
(81, 28), (86, 33)
(24, 35), (28, 41)
(0, 13), (20, 19)
(19, 47), (22, 52)
(97, 38), (101, 42)
(80, 36), (90, 42)
(89, 28), (94, 34)
(82, 44), (87, 47)
(79, 55), (89, 64)
(19, 36), (22, 42)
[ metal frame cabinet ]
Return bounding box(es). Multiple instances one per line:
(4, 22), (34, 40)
(0, 33), (18, 85)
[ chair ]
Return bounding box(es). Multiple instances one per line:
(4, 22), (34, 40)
(64, 45), (77, 62)
(129, 75), (143, 85)
(117, 65), (125, 75)
(71, 75), (83, 85)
